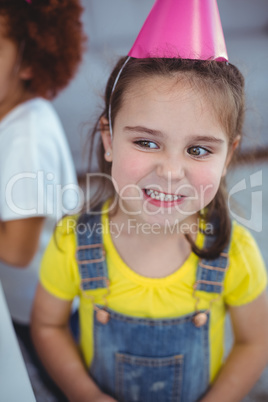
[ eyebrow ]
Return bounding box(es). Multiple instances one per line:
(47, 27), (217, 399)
(188, 135), (225, 144)
(124, 126), (225, 144)
(124, 126), (165, 138)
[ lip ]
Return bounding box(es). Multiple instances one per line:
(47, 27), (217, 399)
(143, 189), (186, 208)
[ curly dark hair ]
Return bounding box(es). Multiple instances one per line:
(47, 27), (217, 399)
(0, 0), (87, 99)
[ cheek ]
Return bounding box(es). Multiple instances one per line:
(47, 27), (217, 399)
(111, 150), (149, 185)
(111, 154), (140, 194)
(190, 165), (223, 199)
(111, 158), (146, 201)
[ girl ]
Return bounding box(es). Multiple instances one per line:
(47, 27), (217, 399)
(31, 56), (268, 401)
(0, 0), (85, 398)
(31, 1), (268, 400)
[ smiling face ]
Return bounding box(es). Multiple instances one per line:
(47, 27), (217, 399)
(102, 74), (234, 228)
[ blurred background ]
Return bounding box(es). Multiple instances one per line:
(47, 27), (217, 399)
(49, 1), (268, 400)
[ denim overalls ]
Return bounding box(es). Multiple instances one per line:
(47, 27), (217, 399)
(76, 212), (230, 402)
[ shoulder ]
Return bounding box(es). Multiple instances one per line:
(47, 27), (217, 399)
(224, 221), (267, 306)
(40, 214), (80, 300)
(42, 215), (79, 273)
(1, 98), (55, 125)
(54, 209), (106, 247)
(54, 214), (79, 245)
(0, 98), (75, 176)
(17, 97), (58, 120)
(0, 98), (64, 142)
(229, 221), (263, 260)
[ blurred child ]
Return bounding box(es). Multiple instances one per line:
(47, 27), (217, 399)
(0, 0), (85, 398)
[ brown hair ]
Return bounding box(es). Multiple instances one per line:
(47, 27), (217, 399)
(0, 0), (86, 99)
(88, 57), (245, 259)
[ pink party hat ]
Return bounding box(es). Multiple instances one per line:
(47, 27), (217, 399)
(128, 0), (228, 61)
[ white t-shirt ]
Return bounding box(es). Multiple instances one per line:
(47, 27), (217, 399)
(0, 98), (80, 324)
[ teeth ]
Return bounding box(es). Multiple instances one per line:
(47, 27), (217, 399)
(145, 189), (182, 202)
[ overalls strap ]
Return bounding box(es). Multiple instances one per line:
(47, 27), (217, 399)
(76, 212), (108, 291)
(194, 233), (231, 294)
(76, 212), (231, 294)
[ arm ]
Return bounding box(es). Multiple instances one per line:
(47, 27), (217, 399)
(31, 284), (117, 402)
(0, 217), (44, 267)
(200, 290), (268, 402)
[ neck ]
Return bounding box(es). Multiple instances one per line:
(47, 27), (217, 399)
(109, 205), (199, 242)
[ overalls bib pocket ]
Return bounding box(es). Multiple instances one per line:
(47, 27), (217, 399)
(115, 353), (183, 402)
(90, 308), (210, 402)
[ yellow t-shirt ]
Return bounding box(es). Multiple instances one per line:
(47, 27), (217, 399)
(40, 206), (267, 383)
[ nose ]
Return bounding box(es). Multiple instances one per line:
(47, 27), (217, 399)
(156, 153), (185, 181)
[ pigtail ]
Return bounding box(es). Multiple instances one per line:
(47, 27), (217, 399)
(185, 184), (232, 259)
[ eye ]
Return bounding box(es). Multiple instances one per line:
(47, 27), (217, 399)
(187, 146), (211, 157)
(134, 140), (158, 149)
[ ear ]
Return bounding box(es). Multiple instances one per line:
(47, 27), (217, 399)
(100, 116), (113, 162)
(19, 65), (33, 81)
(222, 135), (241, 177)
